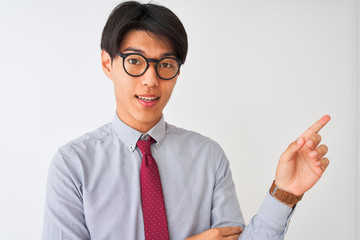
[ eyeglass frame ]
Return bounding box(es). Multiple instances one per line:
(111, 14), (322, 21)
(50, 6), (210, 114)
(117, 52), (183, 80)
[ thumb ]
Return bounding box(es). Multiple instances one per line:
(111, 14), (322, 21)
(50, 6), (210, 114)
(281, 137), (305, 162)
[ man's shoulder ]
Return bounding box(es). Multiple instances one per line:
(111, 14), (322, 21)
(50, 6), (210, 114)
(165, 122), (222, 149)
(58, 122), (114, 153)
(165, 122), (206, 138)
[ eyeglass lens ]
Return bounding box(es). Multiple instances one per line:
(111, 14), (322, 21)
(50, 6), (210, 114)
(123, 54), (179, 79)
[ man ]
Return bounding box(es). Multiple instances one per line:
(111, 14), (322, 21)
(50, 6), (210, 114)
(42, 1), (330, 240)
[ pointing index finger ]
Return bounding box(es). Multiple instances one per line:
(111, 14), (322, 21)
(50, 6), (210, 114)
(303, 115), (331, 138)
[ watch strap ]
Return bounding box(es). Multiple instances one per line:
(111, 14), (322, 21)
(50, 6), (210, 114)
(269, 180), (303, 206)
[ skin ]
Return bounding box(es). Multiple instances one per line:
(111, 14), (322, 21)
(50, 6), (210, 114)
(186, 227), (243, 240)
(275, 115), (331, 204)
(101, 29), (331, 239)
(101, 30), (178, 133)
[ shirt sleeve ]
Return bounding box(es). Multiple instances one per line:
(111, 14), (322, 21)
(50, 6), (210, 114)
(42, 146), (90, 240)
(239, 193), (295, 240)
(210, 146), (246, 228)
(210, 146), (294, 240)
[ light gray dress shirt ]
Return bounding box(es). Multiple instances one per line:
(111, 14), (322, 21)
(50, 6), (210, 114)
(42, 114), (294, 240)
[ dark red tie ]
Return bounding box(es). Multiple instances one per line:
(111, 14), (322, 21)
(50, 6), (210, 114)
(137, 137), (169, 240)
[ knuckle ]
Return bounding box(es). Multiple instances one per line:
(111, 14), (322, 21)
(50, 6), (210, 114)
(317, 134), (322, 142)
(314, 134), (322, 144)
(321, 158), (330, 170)
(320, 144), (328, 153)
(309, 133), (321, 143)
(310, 133), (319, 142)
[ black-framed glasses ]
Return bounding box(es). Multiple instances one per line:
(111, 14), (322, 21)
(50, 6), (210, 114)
(117, 52), (182, 80)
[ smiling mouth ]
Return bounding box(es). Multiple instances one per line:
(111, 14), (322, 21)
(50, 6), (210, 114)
(136, 96), (160, 102)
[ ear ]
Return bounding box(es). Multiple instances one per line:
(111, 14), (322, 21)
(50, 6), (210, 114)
(101, 50), (113, 79)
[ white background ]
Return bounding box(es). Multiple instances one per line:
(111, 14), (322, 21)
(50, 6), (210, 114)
(0, 0), (358, 239)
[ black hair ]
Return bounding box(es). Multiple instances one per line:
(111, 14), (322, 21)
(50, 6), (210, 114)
(101, 1), (188, 63)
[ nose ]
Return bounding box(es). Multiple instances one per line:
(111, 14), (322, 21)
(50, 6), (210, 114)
(141, 63), (159, 88)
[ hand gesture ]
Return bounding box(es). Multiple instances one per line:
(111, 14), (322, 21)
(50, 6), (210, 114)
(275, 115), (331, 197)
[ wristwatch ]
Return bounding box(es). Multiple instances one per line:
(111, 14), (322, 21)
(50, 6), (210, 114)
(269, 180), (303, 206)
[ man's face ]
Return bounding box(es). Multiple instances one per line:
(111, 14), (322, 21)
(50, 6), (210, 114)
(101, 30), (179, 132)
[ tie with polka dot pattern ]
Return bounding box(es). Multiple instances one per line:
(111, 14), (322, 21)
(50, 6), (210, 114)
(137, 137), (169, 240)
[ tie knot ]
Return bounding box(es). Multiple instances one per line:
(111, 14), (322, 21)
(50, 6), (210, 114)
(137, 137), (155, 155)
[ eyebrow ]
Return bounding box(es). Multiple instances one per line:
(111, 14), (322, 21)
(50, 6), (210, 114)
(122, 47), (176, 58)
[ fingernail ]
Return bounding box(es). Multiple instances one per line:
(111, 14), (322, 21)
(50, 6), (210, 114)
(297, 138), (303, 145)
(306, 140), (313, 147)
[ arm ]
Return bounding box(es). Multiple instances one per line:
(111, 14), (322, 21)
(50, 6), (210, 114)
(186, 141), (293, 240)
(187, 115), (331, 240)
(42, 146), (90, 240)
(186, 194), (293, 240)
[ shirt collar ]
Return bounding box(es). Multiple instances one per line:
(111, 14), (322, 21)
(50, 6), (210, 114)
(111, 113), (166, 152)
(147, 116), (166, 148)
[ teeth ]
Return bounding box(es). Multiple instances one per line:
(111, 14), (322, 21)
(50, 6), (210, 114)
(138, 96), (158, 102)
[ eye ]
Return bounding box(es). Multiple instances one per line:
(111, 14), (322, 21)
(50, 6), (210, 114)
(159, 62), (172, 68)
(127, 58), (141, 65)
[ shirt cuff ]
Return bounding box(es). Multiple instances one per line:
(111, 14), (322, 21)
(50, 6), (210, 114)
(257, 192), (296, 233)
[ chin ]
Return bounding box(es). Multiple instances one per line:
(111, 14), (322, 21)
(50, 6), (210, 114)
(137, 113), (162, 124)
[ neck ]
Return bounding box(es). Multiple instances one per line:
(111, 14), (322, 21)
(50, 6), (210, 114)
(116, 111), (161, 133)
